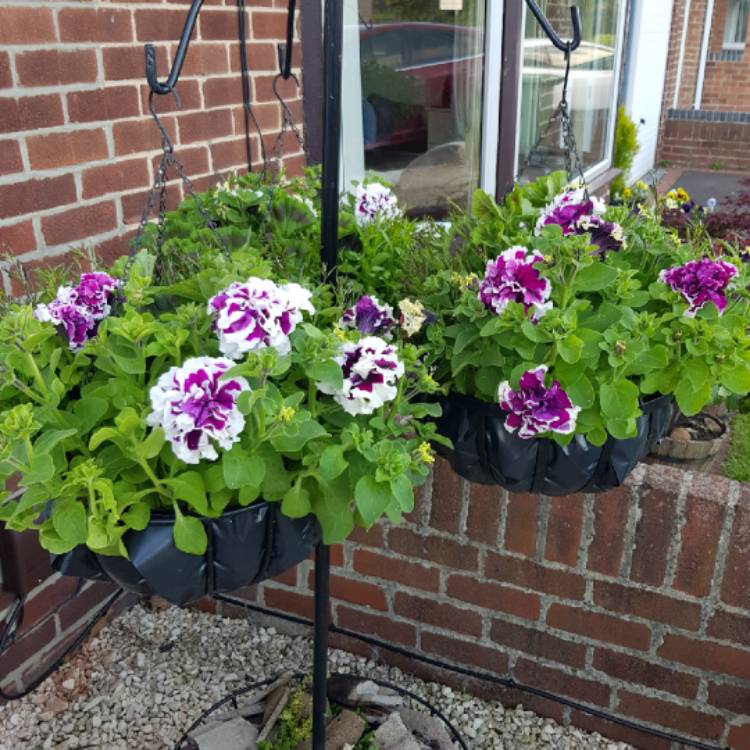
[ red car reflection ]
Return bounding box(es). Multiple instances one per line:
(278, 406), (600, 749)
(359, 22), (483, 152)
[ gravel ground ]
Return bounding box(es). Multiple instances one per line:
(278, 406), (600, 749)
(0, 603), (631, 750)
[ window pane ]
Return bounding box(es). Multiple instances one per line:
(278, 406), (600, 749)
(727, 0), (750, 45)
(516, 0), (623, 180)
(347, 0), (486, 216)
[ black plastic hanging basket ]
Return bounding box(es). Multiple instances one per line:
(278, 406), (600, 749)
(53, 503), (320, 606)
(435, 392), (675, 495)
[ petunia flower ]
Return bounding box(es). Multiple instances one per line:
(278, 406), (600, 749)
(478, 247), (552, 321)
(208, 277), (315, 360)
(318, 336), (404, 416)
(576, 215), (626, 256)
(353, 183), (400, 226)
(34, 272), (121, 351)
(659, 258), (738, 317)
(147, 356), (250, 464)
(398, 298), (428, 337)
(535, 187), (605, 236)
(339, 295), (396, 337)
(497, 365), (580, 439)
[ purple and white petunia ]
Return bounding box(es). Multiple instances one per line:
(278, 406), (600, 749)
(497, 365), (580, 439)
(659, 258), (738, 317)
(208, 277), (315, 359)
(339, 295), (397, 337)
(576, 215), (626, 256)
(535, 187), (605, 237)
(34, 272), (121, 351)
(318, 336), (404, 416)
(147, 356), (250, 464)
(353, 183), (400, 226)
(478, 247), (552, 321)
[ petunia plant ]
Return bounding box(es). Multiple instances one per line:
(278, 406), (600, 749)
(0, 247), (441, 557)
(422, 172), (750, 444)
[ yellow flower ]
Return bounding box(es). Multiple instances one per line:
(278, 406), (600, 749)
(637, 181), (648, 191)
(332, 325), (348, 342)
(279, 406), (296, 422)
(623, 187), (633, 199)
(414, 442), (435, 465)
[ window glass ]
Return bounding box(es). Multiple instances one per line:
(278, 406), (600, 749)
(516, 0), (624, 181)
(724, 0), (749, 48)
(343, 0), (486, 216)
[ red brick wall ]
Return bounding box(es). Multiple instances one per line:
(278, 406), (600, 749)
(0, 0), (305, 292)
(0, 532), (124, 697)
(217, 458), (750, 749)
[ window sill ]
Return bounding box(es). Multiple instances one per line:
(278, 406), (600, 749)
(587, 166), (622, 197)
(709, 49), (744, 62)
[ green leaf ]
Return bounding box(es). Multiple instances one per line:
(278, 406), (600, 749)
(122, 502), (150, 531)
(139, 427), (165, 460)
(223, 445), (266, 490)
(238, 485), (261, 506)
(308, 359), (344, 391)
(163, 472), (208, 514)
(73, 397), (108, 434)
(354, 475), (393, 527)
(683, 360), (710, 391)
(573, 263), (619, 292)
(564, 375), (595, 409)
(33, 429), (77, 456)
(600, 379), (640, 420)
(51, 499), (87, 545)
(675, 377), (712, 416)
(282, 482), (312, 518)
(25, 454), (55, 484)
(557, 335), (583, 364)
(173, 509), (208, 555)
(605, 417), (638, 440)
(89, 427), (120, 451)
(390, 474), (414, 513)
(319, 445), (348, 481)
(720, 364), (750, 395)
(271, 420), (329, 453)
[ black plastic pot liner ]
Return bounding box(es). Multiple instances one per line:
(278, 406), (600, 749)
(435, 392), (674, 495)
(53, 502), (320, 606)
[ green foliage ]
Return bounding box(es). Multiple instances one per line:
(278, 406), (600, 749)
(610, 106), (639, 198)
(257, 685), (313, 750)
(723, 413), (750, 483)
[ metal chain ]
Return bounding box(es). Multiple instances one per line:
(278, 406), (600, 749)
(269, 72), (307, 181)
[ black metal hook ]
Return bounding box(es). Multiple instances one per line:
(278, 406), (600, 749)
(276, 0), (297, 79)
(525, 0), (582, 53)
(145, 0), (204, 95)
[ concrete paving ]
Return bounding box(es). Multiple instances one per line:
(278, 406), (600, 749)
(665, 169), (749, 207)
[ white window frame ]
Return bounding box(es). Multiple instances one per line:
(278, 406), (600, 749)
(514, 0), (629, 185)
(723, 0), (749, 50)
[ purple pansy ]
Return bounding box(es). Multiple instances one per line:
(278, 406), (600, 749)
(34, 272), (120, 351)
(208, 277), (315, 360)
(535, 187), (605, 236)
(478, 247), (552, 321)
(659, 257), (738, 317)
(318, 336), (404, 416)
(497, 365), (580, 439)
(354, 183), (400, 226)
(339, 295), (396, 337)
(147, 356), (250, 464)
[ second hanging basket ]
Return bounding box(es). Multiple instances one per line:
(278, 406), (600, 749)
(53, 502), (320, 606)
(435, 392), (675, 495)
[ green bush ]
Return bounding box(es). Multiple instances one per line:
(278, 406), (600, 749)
(610, 106), (639, 199)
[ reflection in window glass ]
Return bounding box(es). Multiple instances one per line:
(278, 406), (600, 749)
(350, 0), (486, 216)
(517, 0), (623, 180)
(724, 0), (749, 48)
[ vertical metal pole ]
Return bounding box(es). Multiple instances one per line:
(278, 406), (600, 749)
(314, 2), (342, 746)
(312, 544), (330, 749)
(320, 0), (344, 277)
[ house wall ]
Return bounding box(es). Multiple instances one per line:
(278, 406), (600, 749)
(215, 458), (750, 750)
(0, 0), (305, 295)
(658, 0), (750, 169)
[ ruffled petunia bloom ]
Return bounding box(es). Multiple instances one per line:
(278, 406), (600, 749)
(318, 336), (404, 416)
(147, 357), (250, 464)
(398, 298), (428, 337)
(535, 187), (605, 236)
(478, 247), (552, 321)
(208, 277), (315, 359)
(340, 295), (396, 337)
(34, 272), (121, 351)
(576, 215), (626, 256)
(659, 258), (738, 317)
(497, 365), (580, 439)
(353, 183), (400, 226)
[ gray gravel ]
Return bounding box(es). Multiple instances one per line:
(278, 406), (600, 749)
(0, 603), (632, 750)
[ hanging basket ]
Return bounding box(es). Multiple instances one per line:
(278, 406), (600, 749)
(53, 503), (320, 606)
(435, 392), (675, 495)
